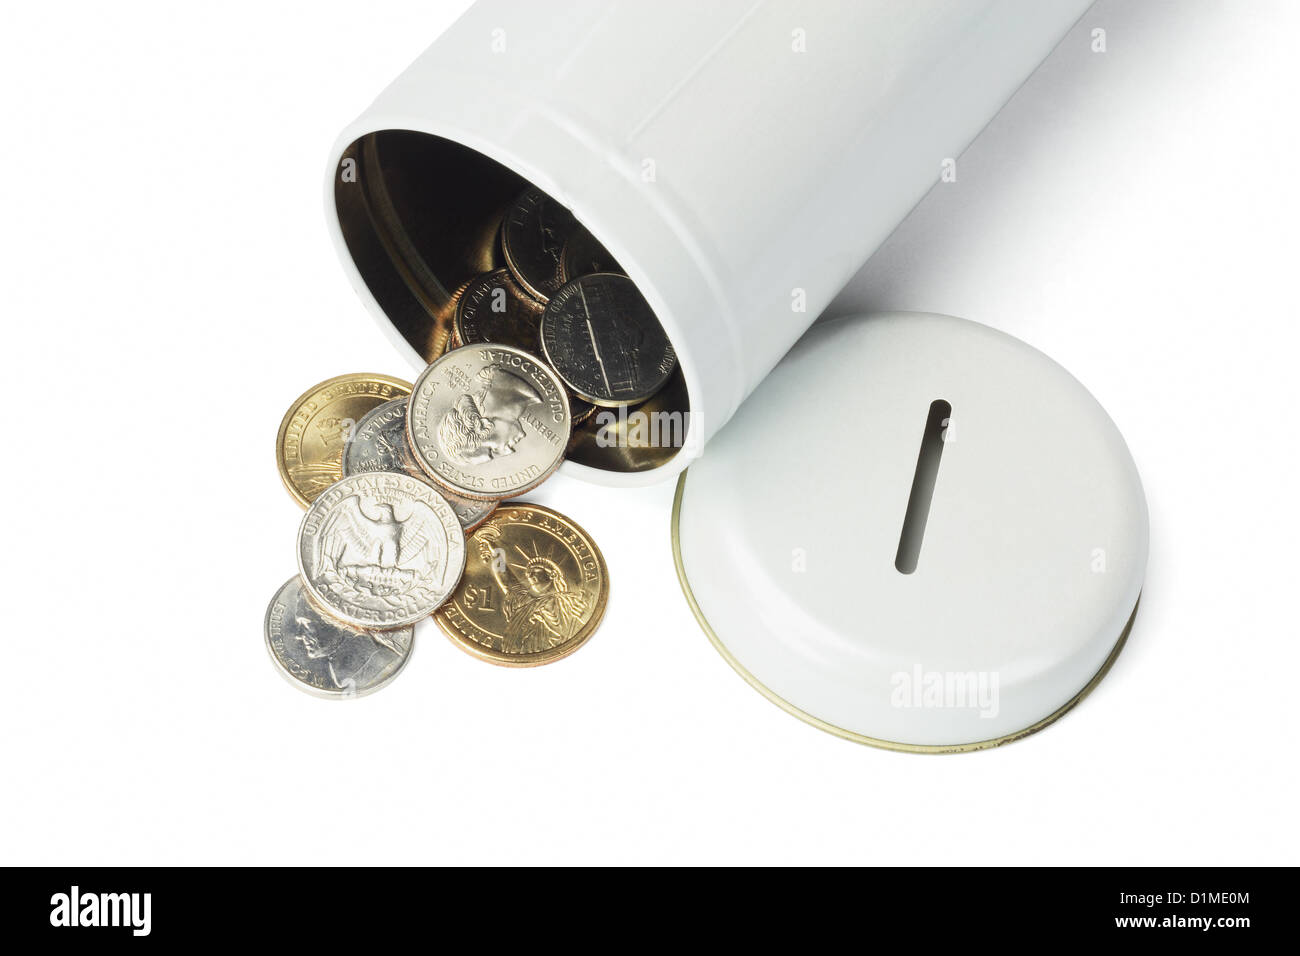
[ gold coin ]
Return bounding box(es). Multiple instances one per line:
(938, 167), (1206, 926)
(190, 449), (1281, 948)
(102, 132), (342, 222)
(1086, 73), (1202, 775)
(276, 373), (413, 507)
(435, 504), (609, 667)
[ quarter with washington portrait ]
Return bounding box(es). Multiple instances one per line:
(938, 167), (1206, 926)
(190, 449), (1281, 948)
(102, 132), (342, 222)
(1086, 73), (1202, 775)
(406, 344), (572, 500)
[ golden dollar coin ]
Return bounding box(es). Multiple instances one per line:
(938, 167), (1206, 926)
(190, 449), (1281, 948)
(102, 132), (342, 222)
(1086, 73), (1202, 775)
(435, 503), (609, 667)
(276, 373), (412, 507)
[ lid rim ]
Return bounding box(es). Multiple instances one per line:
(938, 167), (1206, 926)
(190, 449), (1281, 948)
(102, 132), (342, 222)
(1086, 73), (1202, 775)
(671, 471), (1140, 755)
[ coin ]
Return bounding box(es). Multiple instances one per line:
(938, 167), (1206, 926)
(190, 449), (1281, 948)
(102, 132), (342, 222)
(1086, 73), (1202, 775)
(500, 186), (578, 303)
(561, 225), (623, 282)
(264, 576), (414, 698)
(454, 268), (545, 354)
(342, 398), (497, 531)
(276, 373), (412, 507)
(428, 277), (475, 359)
(406, 344), (572, 500)
(434, 504), (609, 667)
(297, 471), (467, 629)
(569, 394), (597, 426)
(540, 273), (677, 407)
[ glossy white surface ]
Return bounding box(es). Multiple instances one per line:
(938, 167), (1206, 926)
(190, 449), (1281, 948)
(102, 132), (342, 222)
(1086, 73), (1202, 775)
(677, 313), (1147, 746)
(326, 0), (1092, 485)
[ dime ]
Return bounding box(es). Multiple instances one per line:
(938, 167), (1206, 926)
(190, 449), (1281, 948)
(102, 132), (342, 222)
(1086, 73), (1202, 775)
(406, 344), (572, 500)
(342, 399), (497, 531)
(540, 273), (677, 407)
(435, 504), (609, 667)
(454, 268), (545, 354)
(500, 186), (578, 303)
(297, 471), (467, 629)
(561, 224), (623, 282)
(264, 576), (414, 698)
(276, 373), (412, 507)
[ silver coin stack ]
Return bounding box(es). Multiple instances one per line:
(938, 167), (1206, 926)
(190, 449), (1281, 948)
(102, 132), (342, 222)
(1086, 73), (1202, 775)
(267, 185), (677, 697)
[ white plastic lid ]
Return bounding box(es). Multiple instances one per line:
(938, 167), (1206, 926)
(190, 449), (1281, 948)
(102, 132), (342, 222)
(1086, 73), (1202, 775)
(672, 312), (1148, 752)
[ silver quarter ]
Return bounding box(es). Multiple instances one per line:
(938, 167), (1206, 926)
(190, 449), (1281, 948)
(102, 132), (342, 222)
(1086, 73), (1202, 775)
(342, 398), (497, 531)
(454, 268), (545, 354)
(540, 273), (677, 407)
(500, 186), (578, 303)
(264, 576), (414, 699)
(297, 471), (467, 629)
(407, 344), (572, 500)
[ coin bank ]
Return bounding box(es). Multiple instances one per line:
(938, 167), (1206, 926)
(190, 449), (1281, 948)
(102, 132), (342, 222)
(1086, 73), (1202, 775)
(325, 0), (1094, 487)
(322, 0), (1149, 750)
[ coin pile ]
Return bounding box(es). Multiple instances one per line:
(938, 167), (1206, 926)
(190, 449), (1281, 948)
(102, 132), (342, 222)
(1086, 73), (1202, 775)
(265, 185), (678, 698)
(449, 186), (678, 413)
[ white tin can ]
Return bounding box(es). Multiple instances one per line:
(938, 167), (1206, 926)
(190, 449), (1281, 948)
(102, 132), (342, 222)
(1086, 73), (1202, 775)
(326, 0), (1092, 485)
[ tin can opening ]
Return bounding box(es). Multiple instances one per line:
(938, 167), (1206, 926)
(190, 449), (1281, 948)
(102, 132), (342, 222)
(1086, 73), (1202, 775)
(333, 130), (691, 476)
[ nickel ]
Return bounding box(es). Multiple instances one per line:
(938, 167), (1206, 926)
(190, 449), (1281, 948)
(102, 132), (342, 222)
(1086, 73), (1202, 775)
(540, 273), (676, 407)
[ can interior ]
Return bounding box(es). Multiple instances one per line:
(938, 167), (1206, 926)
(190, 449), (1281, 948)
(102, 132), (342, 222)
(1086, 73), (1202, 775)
(334, 130), (690, 474)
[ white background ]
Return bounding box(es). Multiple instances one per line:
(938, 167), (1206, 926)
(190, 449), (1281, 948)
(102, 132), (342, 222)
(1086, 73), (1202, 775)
(2, 0), (1296, 865)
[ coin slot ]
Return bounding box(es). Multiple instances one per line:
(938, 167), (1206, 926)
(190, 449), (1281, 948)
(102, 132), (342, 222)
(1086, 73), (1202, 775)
(333, 130), (691, 475)
(895, 399), (951, 575)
